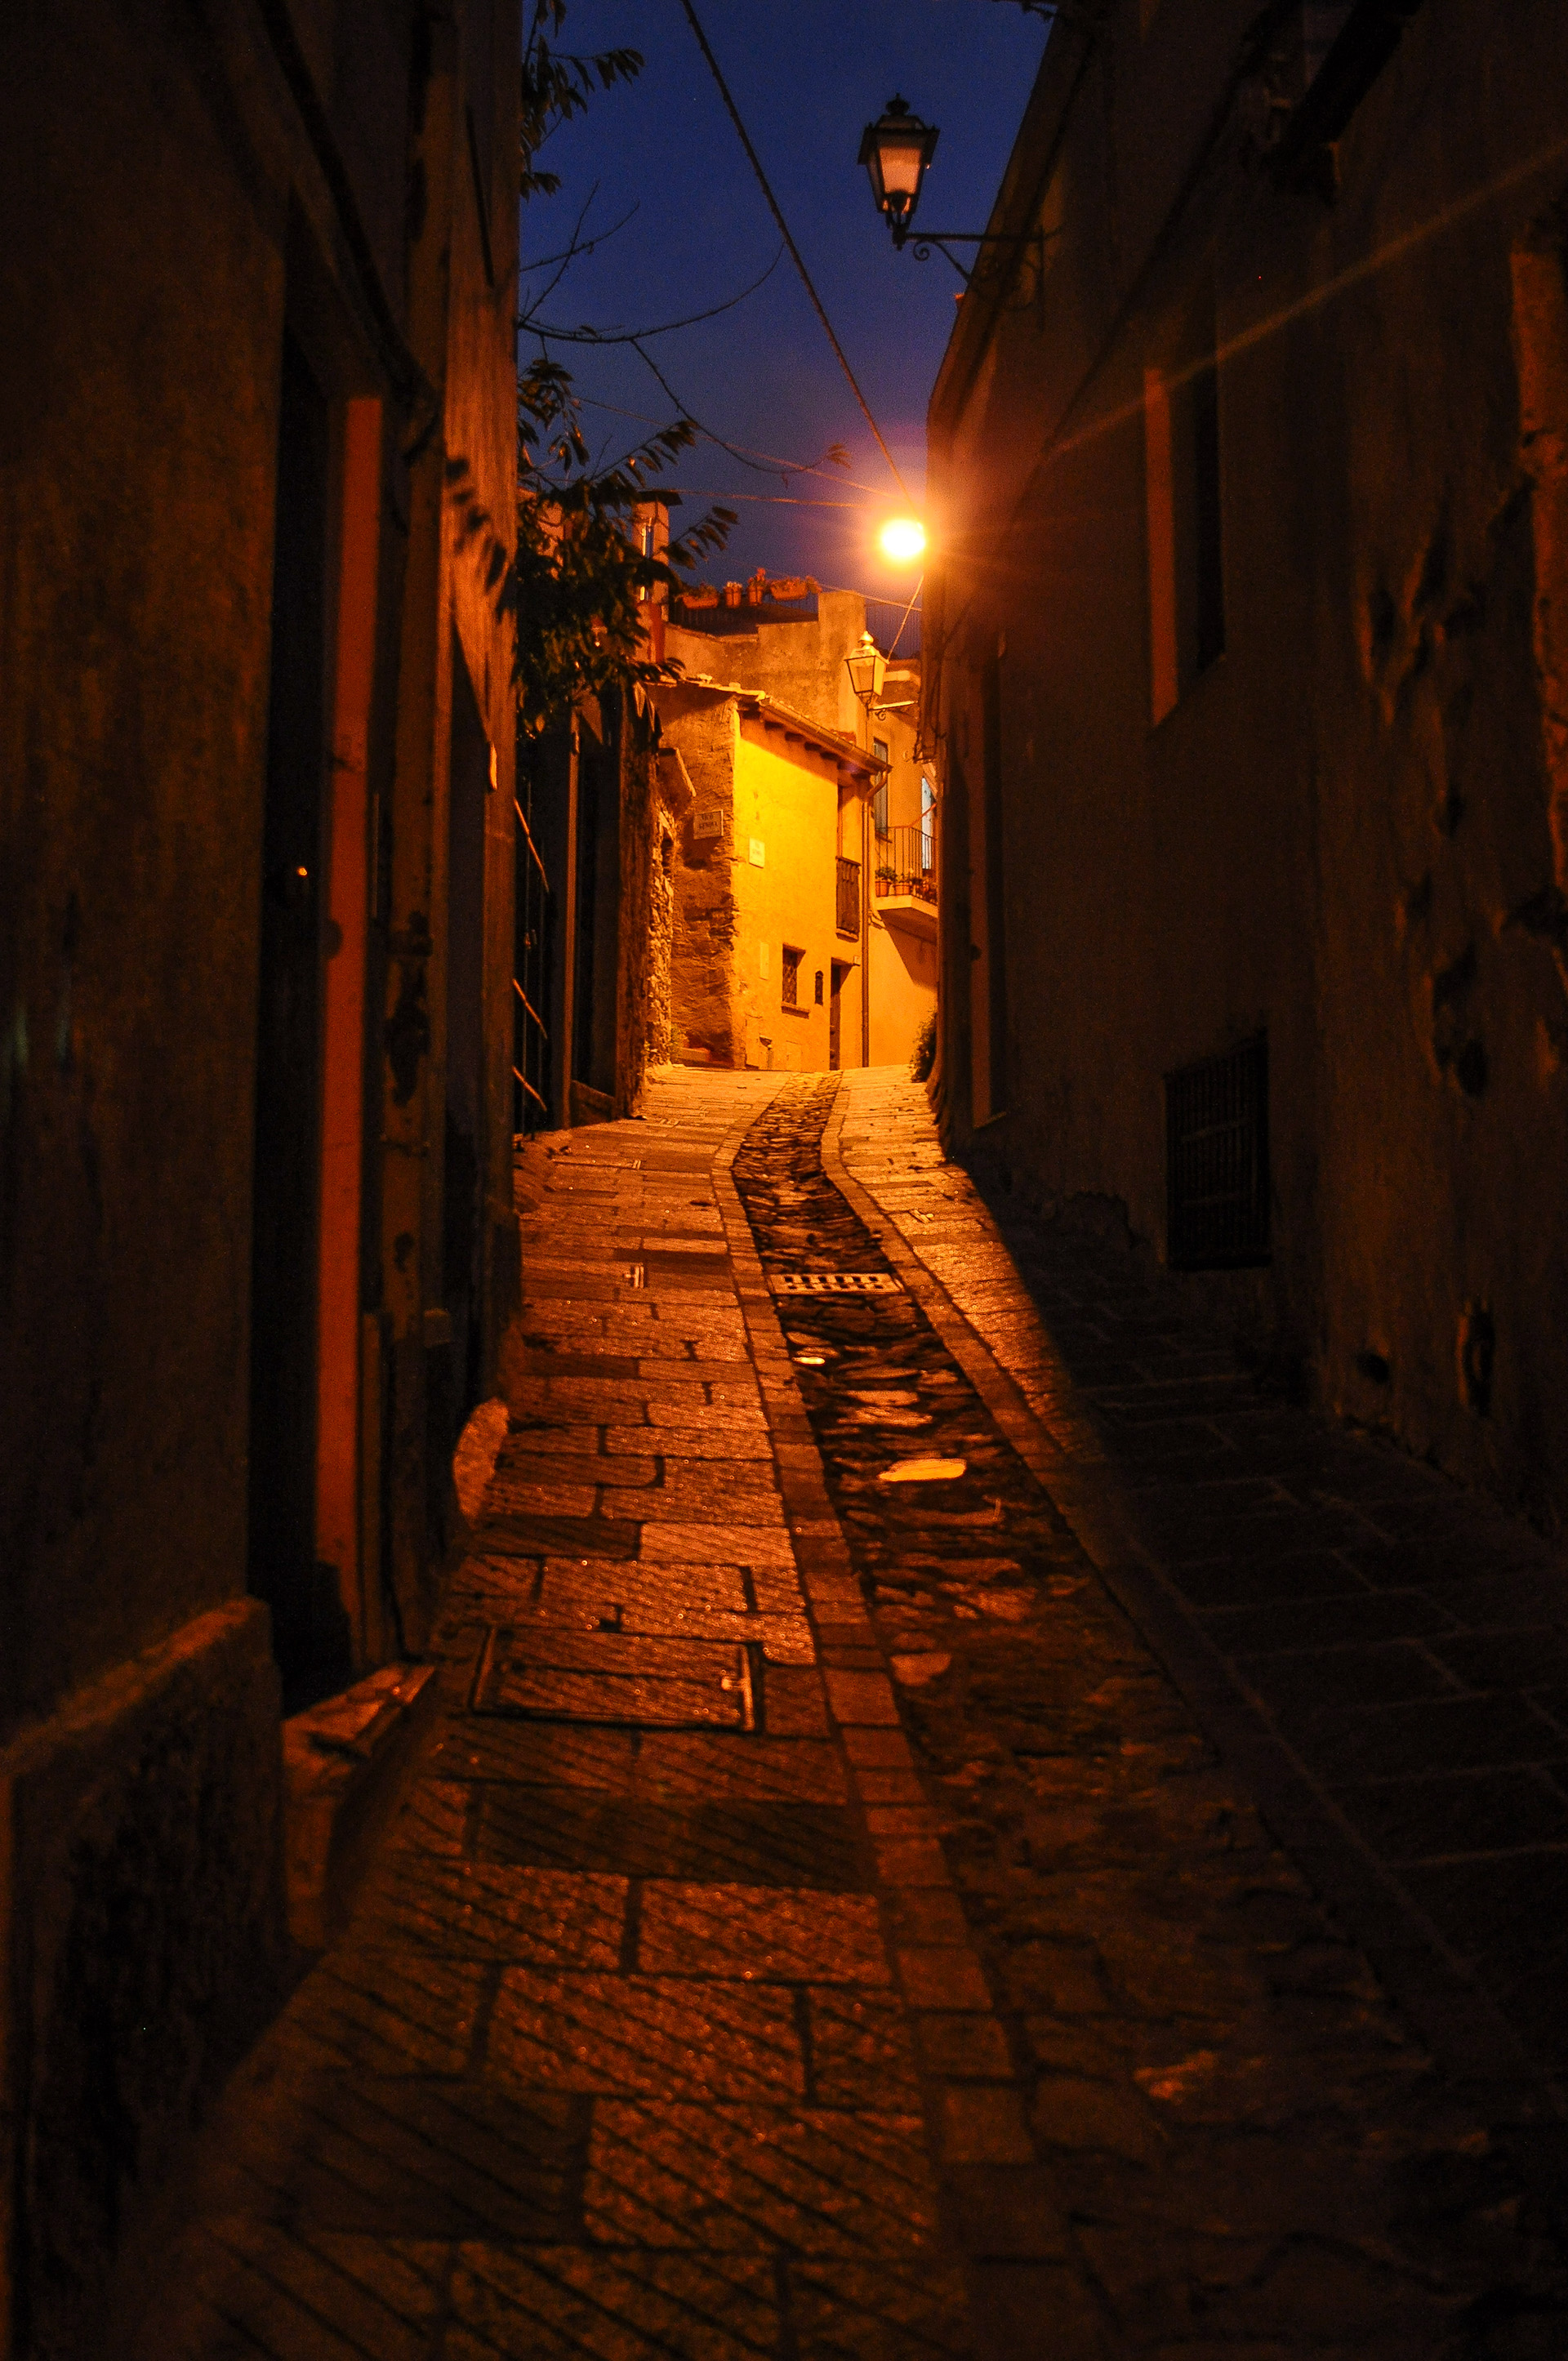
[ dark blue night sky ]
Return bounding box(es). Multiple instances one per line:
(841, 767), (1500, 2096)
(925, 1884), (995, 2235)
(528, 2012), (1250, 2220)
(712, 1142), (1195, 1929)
(520, 1), (1053, 630)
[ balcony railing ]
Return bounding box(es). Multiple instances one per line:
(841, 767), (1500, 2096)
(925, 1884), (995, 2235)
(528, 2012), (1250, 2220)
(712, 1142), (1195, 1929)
(835, 855), (861, 937)
(873, 823), (937, 904)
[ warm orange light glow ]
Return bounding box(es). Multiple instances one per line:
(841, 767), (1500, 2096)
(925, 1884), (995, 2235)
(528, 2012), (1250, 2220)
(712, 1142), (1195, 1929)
(879, 517), (926, 564)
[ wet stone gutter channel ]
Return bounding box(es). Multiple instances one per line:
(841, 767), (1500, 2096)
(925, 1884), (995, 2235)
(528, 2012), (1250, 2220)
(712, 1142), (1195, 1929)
(731, 1075), (1568, 2358)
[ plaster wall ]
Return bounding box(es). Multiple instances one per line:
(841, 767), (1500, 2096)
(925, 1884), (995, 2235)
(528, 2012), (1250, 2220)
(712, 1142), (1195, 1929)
(929, 0), (1568, 1527)
(730, 725), (851, 1074)
(868, 918), (938, 1069)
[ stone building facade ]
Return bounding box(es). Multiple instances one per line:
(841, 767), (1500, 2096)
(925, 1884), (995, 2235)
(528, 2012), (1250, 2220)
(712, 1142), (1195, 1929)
(926, 0), (1568, 1527)
(0, 3), (519, 2350)
(666, 586), (937, 1073)
(653, 679), (886, 1073)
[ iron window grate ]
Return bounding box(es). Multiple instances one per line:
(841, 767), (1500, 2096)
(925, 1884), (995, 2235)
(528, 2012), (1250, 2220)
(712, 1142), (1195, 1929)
(1165, 1034), (1269, 1270)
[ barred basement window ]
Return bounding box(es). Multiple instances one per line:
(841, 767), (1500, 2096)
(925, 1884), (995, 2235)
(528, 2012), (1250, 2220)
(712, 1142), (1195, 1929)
(1165, 1034), (1269, 1269)
(781, 945), (802, 1007)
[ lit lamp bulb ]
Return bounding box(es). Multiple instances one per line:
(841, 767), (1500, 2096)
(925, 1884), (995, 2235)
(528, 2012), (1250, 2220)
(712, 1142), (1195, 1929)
(879, 517), (926, 564)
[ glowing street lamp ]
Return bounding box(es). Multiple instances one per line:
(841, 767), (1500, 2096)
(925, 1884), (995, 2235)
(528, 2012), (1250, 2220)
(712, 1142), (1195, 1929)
(879, 517), (926, 565)
(844, 630), (885, 713)
(858, 96), (940, 249)
(859, 95), (1047, 294)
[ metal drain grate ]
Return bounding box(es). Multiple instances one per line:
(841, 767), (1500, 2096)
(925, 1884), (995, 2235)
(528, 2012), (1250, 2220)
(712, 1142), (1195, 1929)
(772, 1272), (903, 1294)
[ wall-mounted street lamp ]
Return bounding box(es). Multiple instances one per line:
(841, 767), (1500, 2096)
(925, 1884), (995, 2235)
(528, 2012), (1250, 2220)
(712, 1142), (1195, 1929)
(858, 95), (1047, 294)
(845, 630), (916, 719)
(845, 631), (884, 713)
(858, 96), (940, 247)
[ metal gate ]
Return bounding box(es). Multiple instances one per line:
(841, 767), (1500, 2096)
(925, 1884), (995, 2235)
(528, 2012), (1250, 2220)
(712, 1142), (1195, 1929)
(1165, 1033), (1270, 1269)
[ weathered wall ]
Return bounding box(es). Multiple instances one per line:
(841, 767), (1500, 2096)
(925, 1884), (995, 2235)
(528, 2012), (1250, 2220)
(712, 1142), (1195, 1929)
(1, 1606), (285, 2361)
(929, 0), (1568, 1526)
(0, 0), (518, 2348)
(659, 690), (743, 1065)
(656, 688), (880, 1073)
(612, 705), (692, 1111)
(666, 591), (867, 737)
(0, 0), (283, 1753)
(648, 745), (696, 1071)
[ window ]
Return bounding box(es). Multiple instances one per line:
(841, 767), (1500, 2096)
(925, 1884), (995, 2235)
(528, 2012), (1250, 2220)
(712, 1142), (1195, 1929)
(1261, 3), (1417, 185)
(920, 777), (935, 872)
(873, 742), (890, 838)
(781, 944), (802, 1007)
(814, 969), (823, 1005)
(1301, 1), (1356, 85)
(1145, 292), (1224, 724)
(1165, 1036), (1269, 1269)
(981, 648), (1008, 1115)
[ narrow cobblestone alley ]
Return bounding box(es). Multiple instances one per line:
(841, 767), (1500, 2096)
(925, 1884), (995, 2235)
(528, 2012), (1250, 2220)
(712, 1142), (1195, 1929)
(136, 1067), (1568, 2361)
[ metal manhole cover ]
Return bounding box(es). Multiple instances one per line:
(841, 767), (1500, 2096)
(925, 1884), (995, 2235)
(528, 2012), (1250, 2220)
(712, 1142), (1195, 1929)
(473, 1628), (758, 1729)
(772, 1272), (902, 1294)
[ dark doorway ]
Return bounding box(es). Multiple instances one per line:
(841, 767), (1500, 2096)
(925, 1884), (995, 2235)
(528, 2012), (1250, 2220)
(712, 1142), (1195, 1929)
(514, 724), (554, 1131)
(248, 331), (347, 1708)
(982, 651), (1009, 1118)
(572, 705), (621, 1106)
(829, 961), (849, 1071)
(441, 639), (490, 1474)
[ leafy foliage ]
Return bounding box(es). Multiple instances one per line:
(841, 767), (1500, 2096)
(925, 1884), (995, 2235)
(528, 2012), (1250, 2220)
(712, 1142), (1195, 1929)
(512, 357), (736, 738)
(519, 0), (645, 203)
(511, 2), (737, 737)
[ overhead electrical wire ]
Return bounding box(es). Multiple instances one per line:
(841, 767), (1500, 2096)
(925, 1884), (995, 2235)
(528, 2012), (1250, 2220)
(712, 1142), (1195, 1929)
(524, 246), (786, 342)
(671, 489), (872, 508)
(885, 574), (924, 661)
(577, 394), (885, 494)
(675, 0), (915, 506)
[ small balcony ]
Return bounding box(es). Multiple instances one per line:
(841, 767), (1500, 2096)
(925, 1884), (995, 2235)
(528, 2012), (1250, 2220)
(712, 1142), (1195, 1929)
(835, 855), (861, 938)
(873, 825), (938, 938)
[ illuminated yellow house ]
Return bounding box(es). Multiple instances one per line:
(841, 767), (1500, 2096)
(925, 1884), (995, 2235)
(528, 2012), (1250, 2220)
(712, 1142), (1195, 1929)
(657, 581), (938, 1072)
(653, 677), (885, 1071)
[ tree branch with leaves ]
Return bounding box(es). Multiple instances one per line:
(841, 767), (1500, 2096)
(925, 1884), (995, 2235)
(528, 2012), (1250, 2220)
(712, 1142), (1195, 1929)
(510, 355), (736, 737)
(509, 0), (741, 737)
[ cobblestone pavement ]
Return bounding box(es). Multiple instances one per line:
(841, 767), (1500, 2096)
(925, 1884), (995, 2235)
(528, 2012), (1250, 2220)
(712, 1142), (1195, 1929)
(829, 1073), (1568, 2127)
(134, 1066), (1568, 2359)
